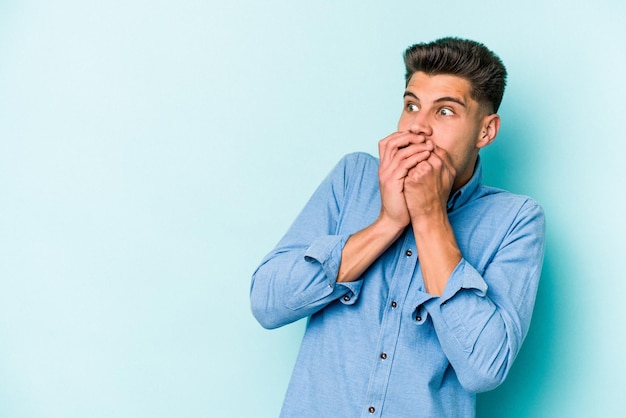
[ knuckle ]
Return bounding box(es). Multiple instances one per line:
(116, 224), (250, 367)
(421, 162), (433, 174)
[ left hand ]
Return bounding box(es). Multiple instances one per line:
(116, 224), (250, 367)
(403, 142), (456, 220)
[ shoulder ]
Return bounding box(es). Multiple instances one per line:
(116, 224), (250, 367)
(479, 185), (542, 207)
(328, 152), (379, 182)
(324, 152), (380, 208)
(476, 185), (545, 225)
(337, 152), (379, 169)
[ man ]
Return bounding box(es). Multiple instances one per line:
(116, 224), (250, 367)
(250, 37), (545, 417)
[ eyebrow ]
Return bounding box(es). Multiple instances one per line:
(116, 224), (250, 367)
(403, 91), (467, 108)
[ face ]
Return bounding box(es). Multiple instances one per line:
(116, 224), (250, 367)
(398, 71), (499, 190)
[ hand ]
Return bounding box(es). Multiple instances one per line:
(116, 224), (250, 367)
(377, 132), (434, 228)
(403, 143), (456, 220)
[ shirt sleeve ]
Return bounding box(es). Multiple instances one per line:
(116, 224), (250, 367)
(423, 198), (546, 393)
(250, 154), (367, 329)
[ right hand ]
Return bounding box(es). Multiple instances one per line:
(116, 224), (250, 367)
(377, 132), (434, 228)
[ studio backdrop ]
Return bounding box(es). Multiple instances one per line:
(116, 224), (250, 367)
(0, 1), (624, 417)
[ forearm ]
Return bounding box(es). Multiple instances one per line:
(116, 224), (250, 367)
(425, 288), (513, 393)
(337, 215), (405, 283)
(250, 153), (387, 329)
(422, 200), (545, 392)
(414, 212), (513, 391)
(251, 237), (355, 329)
(343, 129), (435, 284)
(411, 210), (461, 296)
(251, 217), (398, 327)
(403, 144), (460, 295)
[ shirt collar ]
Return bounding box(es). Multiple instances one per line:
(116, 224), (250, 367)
(447, 155), (483, 212)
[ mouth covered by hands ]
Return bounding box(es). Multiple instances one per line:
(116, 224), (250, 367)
(378, 132), (456, 226)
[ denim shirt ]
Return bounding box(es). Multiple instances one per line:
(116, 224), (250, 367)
(251, 152), (545, 418)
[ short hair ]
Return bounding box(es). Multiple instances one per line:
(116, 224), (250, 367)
(403, 37), (507, 113)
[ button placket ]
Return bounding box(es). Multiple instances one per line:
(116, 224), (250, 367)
(363, 231), (417, 416)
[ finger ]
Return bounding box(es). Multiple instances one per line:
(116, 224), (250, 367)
(378, 132), (406, 163)
(397, 141), (434, 159)
(404, 151), (433, 174)
(389, 149), (432, 181)
(380, 132), (427, 162)
(380, 140), (433, 182)
(392, 142), (433, 169)
(406, 159), (434, 180)
(429, 145), (457, 178)
(387, 132), (427, 151)
(430, 144), (452, 164)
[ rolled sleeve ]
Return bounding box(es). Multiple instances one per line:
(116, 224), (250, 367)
(440, 258), (489, 302)
(250, 153), (378, 329)
(303, 235), (345, 287)
(283, 235), (351, 310)
(425, 259), (495, 353)
(301, 235), (364, 305)
(423, 199), (545, 393)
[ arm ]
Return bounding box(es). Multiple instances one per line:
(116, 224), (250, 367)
(251, 134), (433, 328)
(404, 146), (546, 392)
(250, 154), (362, 329)
(337, 132), (433, 283)
(336, 217), (404, 283)
(404, 142), (460, 296)
(425, 201), (545, 392)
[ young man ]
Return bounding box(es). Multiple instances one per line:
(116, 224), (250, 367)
(250, 37), (545, 417)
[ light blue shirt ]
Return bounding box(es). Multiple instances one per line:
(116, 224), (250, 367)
(251, 152), (545, 418)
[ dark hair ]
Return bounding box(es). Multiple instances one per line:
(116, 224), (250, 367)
(403, 37), (507, 113)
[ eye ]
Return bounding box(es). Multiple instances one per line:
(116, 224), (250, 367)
(439, 107), (455, 116)
(406, 103), (419, 112)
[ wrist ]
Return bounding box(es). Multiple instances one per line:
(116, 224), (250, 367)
(408, 199), (447, 222)
(410, 207), (450, 236)
(375, 212), (407, 240)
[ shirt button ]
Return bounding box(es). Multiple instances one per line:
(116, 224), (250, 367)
(369, 406), (376, 413)
(380, 352), (387, 360)
(391, 301), (397, 308)
(405, 249), (412, 257)
(343, 295), (350, 302)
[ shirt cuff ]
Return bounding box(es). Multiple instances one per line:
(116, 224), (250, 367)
(335, 280), (363, 305)
(440, 258), (488, 303)
(304, 235), (347, 283)
(424, 259), (491, 353)
(303, 234), (363, 304)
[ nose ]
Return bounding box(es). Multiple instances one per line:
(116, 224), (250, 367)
(406, 111), (433, 137)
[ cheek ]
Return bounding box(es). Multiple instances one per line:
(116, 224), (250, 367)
(397, 114), (408, 131)
(431, 128), (456, 151)
(433, 133), (471, 166)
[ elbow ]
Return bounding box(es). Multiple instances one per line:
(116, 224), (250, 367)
(250, 302), (285, 330)
(459, 370), (506, 393)
(254, 316), (283, 330)
(250, 285), (289, 330)
(457, 353), (511, 393)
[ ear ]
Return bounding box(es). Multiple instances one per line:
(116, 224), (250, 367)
(477, 114), (500, 149)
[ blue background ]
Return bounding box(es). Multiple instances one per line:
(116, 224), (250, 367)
(1, 1), (625, 417)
